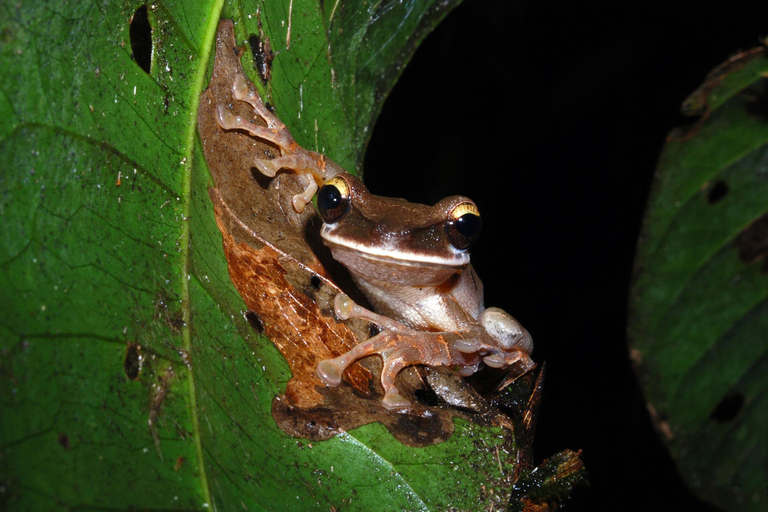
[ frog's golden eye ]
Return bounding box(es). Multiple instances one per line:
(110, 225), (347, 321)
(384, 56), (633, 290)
(445, 202), (482, 251)
(317, 175), (351, 224)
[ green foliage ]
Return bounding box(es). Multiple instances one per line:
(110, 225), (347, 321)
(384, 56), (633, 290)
(0, 1), (566, 510)
(630, 48), (768, 512)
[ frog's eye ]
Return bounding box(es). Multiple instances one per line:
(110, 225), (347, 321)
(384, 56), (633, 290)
(445, 202), (482, 250)
(317, 175), (351, 224)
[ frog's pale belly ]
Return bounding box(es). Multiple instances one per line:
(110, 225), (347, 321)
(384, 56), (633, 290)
(350, 267), (484, 332)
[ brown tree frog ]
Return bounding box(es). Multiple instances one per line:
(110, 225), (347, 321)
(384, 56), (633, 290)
(216, 77), (534, 411)
(314, 174), (535, 409)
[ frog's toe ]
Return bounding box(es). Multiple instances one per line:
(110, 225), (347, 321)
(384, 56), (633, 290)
(382, 392), (411, 410)
(215, 104), (240, 130)
(483, 354), (507, 368)
(316, 360), (343, 386)
(254, 158), (278, 178)
(454, 340), (479, 353)
(333, 293), (355, 320)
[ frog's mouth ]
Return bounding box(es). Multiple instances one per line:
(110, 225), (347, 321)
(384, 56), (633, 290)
(320, 225), (470, 269)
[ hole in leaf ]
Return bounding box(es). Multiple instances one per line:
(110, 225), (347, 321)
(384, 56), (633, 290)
(245, 310), (264, 333)
(710, 391), (744, 422)
(309, 274), (322, 290)
(130, 5), (152, 74)
(124, 343), (142, 380)
(706, 180), (728, 204)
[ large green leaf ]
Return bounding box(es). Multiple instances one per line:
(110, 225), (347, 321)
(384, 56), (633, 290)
(0, 0), (573, 510)
(630, 47), (768, 512)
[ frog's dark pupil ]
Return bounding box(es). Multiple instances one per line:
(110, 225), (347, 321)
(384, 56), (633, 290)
(317, 184), (349, 223)
(318, 184), (340, 210)
(456, 213), (481, 239)
(445, 213), (482, 250)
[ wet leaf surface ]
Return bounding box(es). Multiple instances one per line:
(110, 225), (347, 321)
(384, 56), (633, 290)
(630, 43), (768, 512)
(1, 1), (584, 510)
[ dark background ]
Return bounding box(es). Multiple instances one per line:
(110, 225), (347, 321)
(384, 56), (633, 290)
(364, 2), (768, 511)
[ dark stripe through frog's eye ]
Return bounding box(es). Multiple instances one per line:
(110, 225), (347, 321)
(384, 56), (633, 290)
(318, 175), (351, 224)
(445, 202), (482, 251)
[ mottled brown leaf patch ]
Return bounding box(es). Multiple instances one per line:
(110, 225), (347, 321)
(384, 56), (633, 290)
(212, 201), (368, 403)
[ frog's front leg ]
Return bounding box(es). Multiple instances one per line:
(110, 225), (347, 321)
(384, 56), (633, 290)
(317, 294), (537, 410)
(317, 294), (455, 410)
(316, 332), (430, 409)
(216, 74), (343, 212)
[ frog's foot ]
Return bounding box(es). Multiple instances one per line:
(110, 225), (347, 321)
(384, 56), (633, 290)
(216, 74), (341, 212)
(473, 307), (536, 373)
(479, 307), (533, 355)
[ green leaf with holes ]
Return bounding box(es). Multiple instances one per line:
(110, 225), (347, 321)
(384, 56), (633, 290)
(629, 48), (768, 512)
(0, 0), (560, 510)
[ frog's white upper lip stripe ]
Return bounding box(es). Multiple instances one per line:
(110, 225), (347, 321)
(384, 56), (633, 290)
(321, 225), (470, 267)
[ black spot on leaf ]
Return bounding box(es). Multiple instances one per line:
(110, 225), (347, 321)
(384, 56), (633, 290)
(245, 310), (264, 333)
(124, 343), (142, 380)
(57, 433), (70, 450)
(248, 34), (274, 83)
